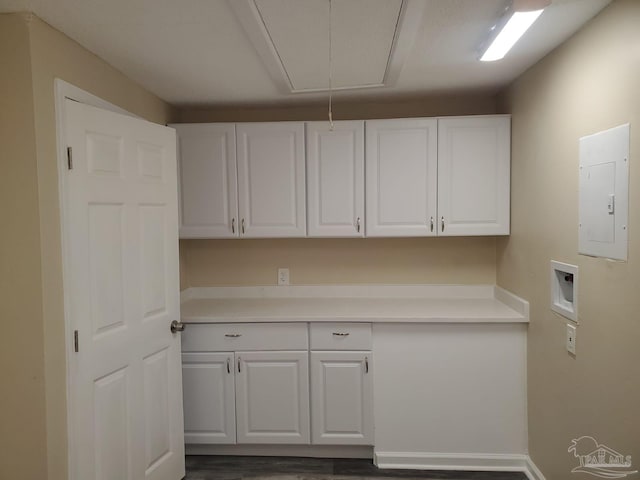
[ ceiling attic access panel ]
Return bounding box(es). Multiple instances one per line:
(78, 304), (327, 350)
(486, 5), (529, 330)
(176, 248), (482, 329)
(230, 0), (423, 94)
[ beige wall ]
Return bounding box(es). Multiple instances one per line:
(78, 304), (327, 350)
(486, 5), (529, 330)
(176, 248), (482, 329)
(177, 93), (497, 123)
(0, 13), (48, 480)
(0, 13), (173, 480)
(183, 237), (497, 287)
(28, 15), (174, 480)
(179, 95), (499, 288)
(496, 0), (640, 478)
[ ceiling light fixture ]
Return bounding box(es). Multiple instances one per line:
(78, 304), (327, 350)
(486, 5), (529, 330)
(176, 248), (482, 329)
(480, 0), (551, 62)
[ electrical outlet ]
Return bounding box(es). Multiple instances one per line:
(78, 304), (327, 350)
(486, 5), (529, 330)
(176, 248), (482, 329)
(278, 268), (289, 286)
(566, 323), (577, 355)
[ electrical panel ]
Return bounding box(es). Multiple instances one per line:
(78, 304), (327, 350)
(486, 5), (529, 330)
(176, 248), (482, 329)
(578, 124), (629, 260)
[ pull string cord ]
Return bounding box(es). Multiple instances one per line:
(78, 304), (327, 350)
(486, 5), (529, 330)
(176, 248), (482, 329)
(328, 0), (334, 130)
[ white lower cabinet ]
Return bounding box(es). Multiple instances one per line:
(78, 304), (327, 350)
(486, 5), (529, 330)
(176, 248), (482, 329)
(236, 351), (310, 444)
(182, 352), (236, 444)
(182, 350), (309, 445)
(181, 322), (373, 447)
(310, 351), (373, 445)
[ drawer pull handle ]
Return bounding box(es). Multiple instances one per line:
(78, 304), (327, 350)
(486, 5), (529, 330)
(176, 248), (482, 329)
(225, 333), (242, 338)
(332, 332), (350, 337)
(237, 357), (241, 373)
(227, 357), (231, 374)
(365, 356), (369, 374)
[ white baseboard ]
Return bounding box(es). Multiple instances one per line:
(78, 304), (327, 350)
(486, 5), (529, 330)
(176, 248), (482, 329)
(374, 452), (546, 479)
(186, 444), (373, 459)
(524, 456), (547, 480)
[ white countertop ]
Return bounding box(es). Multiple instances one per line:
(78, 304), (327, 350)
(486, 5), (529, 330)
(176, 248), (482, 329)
(180, 285), (529, 324)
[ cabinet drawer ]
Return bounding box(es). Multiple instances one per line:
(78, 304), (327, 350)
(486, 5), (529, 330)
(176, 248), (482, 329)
(182, 323), (308, 352)
(310, 323), (372, 350)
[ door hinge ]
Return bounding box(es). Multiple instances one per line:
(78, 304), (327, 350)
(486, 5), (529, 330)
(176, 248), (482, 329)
(74, 330), (79, 353)
(67, 146), (73, 170)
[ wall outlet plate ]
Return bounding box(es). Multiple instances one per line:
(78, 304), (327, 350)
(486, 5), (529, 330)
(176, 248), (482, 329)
(566, 323), (577, 355)
(278, 268), (289, 286)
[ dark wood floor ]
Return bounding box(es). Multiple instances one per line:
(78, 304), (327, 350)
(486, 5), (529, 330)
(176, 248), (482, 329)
(185, 456), (528, 480)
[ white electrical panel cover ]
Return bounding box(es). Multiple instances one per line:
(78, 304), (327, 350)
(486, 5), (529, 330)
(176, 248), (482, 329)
(578, 124), (629, 260)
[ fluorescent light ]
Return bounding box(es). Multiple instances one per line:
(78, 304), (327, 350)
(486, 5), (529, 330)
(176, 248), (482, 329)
(480, 9), (544, 62)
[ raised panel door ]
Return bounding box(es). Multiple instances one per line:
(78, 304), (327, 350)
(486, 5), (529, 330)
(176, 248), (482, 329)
(310, 351), (373, 445)
(235, 351), (310, 444)
(236, 122), (306, 237)
(173, 123), (238, 238)
(437, 116), (511, 236)
(365, 118), (437, 237)
(65, 100), (184, 480)
(182, 352), (236, 444)
(306, 121), (364, 237)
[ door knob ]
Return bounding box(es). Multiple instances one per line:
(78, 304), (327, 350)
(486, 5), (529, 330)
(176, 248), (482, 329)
(170, 320), (185, 334)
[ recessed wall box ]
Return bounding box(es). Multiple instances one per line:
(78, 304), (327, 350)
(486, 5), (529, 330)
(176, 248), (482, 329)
(579, 124), (629, 260)
(550, 261), (578, 322)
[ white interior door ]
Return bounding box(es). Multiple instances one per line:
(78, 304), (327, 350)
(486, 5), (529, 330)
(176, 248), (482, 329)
(64, 99), (185, 480)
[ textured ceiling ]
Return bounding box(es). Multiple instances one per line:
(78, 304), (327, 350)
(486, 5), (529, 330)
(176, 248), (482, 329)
(0, 0), (612, 106)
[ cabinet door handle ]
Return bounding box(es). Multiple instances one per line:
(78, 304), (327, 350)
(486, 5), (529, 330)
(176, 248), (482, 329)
(237, 357), (241, 373)
(332, 332), (350, 337)
(241, 218), (245, 234)
(441, 216), (445, 232)
(231, 218), (235, 234)
(356, 217), (361, 233)
(365, 356), (369, 374)
(225, 333), (241, 338)
(227, 357), (231, 374)
(430, 217), (434, 232)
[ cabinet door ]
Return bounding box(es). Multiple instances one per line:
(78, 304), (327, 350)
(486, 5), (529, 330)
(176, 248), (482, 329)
(310, 352), (373, 445)
(236, 123), (306, 237)
(306, 121), (365, 237)
(182, 352), (236, 444)
(173, 123), (238, 238)
(437, 116), (511, 235)
(235, 351), (310, 444)
(365, 118), (437, 236)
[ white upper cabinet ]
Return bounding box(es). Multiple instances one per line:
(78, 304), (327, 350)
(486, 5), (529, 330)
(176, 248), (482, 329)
(365, 118), (438, 237)
(306, 121), (365, 237)
(236, 122), (306, 237)
(437, 116), (511, 236)
(173, 115), (510, 239)
(173, 123), (238, 238)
